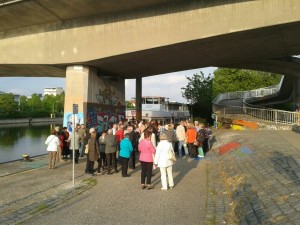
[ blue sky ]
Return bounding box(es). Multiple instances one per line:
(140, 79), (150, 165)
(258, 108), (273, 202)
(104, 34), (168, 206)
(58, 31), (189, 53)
(0, 67), (216, 103)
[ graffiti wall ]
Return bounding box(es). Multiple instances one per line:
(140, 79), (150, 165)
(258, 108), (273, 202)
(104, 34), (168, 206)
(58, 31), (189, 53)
(63, 112), (84, 133)
(87, 105), (125, 133)
(86, 76), (125, 132)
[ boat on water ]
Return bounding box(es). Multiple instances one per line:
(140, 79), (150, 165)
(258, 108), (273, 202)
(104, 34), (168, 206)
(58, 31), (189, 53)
(126, 96), (190, 124)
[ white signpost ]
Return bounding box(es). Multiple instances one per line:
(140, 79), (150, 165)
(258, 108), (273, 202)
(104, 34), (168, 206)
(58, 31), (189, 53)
(72, 104), (78, 187)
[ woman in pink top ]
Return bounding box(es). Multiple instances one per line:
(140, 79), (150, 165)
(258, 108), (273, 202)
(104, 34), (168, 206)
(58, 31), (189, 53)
(138, 130), (156, 190)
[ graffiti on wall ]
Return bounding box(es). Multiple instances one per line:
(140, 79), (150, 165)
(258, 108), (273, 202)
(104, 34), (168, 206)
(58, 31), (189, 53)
(96, 83), (122, 106)
(87, 106), (125, 133)
(63, 112), (84, 133)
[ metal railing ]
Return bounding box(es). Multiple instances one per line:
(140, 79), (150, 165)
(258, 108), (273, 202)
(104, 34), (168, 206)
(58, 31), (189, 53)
(213, 104), (299, 125)
(212, 76), (300, 125)
(213, 77), (283, 105)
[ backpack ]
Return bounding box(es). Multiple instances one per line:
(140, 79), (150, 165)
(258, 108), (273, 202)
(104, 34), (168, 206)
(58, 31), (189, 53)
(196, 129), (205, 142)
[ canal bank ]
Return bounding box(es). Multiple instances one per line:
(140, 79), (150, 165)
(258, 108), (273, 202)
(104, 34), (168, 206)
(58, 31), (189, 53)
(0, 130), (299, 225)
(0, 117), (63, 126)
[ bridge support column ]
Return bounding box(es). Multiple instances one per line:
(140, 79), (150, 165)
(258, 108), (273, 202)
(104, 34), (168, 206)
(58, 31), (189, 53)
(63, 65), (125, 133)
(136, 77), (142, 122)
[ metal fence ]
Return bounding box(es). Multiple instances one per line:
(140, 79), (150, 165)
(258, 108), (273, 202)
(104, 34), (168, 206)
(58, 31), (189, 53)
(213, 104), (300, 125)
(213, 77), (283, 104)
(212, 77), (300, 125)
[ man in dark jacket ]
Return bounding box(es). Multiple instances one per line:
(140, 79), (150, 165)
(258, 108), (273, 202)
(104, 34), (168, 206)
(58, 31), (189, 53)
(104, 129), (118, 175)
(127, 125), (138, 170)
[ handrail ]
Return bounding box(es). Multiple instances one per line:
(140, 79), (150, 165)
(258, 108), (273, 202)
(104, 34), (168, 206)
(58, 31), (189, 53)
(213, 104), (299, 125)
(213, 76), (284, 105)
(212, 76), (299, 125)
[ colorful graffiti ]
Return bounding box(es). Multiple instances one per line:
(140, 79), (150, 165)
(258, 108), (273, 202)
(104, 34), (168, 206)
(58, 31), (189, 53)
(63, 112), (84, 133)
(96, 83), (121, 106)
(87, 107), (125, 133)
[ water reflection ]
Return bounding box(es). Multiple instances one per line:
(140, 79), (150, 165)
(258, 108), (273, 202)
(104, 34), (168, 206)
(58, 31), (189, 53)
(0, 124), (59, 163)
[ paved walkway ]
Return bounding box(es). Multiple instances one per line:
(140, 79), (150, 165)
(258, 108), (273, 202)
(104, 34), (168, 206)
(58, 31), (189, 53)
(0, 153), (207, 225)
(1, 130), (300, 225)
(204, 130), (300, 225)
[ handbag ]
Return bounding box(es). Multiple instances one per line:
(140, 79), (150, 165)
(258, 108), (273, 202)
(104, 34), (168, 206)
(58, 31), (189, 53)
(168, 148), (176, 162)
(84, 140), (89, 154)
(193, 140), (199, 146)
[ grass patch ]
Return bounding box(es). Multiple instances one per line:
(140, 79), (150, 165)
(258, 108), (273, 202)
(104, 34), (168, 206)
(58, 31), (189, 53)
(82, 177), (97, 186)
(28, 203), (48, 215)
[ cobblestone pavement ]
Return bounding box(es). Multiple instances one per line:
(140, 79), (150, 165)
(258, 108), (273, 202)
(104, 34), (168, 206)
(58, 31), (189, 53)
(0, 153), (207, 225)
(1, 130), (299, 225)
(0, 156), (97, 225)
(204, 130), (300, 225)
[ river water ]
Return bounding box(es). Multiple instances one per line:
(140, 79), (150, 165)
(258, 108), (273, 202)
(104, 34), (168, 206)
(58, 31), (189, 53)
(0, 124), (57, 163)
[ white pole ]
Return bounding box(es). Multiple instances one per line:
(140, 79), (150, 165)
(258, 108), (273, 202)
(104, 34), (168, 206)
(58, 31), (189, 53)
(72, 114), (75, 187)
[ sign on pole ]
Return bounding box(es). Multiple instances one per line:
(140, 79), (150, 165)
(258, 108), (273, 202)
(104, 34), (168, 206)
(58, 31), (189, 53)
(73, 104), (78, 114)
(72, 104), (78, 187)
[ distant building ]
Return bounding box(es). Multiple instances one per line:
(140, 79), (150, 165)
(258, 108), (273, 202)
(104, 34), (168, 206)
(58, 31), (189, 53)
(27, 94), (43, 99)
(44, 87), (64, 96)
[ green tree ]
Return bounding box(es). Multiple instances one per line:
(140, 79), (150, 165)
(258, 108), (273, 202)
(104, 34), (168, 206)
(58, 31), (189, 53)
(0, 93), (18, 116)
(213, 68), (282, 98)
(126, 101), (135, 109)
(19, 96), (28, 114)
(181, 71), (213, 119)
(28, 93), (44, 117)
(42, 93), (65, 117)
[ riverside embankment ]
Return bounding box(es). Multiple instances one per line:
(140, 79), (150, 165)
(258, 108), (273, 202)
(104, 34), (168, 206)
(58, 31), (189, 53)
(0, 129), (299, 225)
(0, 117), (63, 126)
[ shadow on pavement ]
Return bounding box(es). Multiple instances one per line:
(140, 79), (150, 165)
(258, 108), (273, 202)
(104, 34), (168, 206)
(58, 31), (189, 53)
(270, 151), (300, 186)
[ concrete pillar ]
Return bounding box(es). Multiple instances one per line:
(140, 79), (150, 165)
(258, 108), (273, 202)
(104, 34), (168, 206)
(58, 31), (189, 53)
(136, 77), (142, 121)
(64, 65), (125, 133)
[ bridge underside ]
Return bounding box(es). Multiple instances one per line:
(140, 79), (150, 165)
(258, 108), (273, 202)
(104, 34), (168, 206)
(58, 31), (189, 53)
(1, 21), (300, 79)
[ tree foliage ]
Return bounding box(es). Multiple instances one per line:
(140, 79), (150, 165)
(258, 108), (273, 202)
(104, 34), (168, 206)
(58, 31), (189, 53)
(213, 68), (282, 98)
(0, 93), (18, 116)
(126, 101), (135, 109)
(181, 68), (283, 121)
(0, 92), (65, 119)
(181, 71), (213, 119)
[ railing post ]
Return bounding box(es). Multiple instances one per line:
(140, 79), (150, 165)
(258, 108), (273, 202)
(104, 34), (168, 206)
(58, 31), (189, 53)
(275, 111), (277, 124)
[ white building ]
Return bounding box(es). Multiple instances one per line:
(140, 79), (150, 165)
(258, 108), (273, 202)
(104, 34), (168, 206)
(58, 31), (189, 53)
(126, 96), (190, 124)
(44, 87), (64, 96)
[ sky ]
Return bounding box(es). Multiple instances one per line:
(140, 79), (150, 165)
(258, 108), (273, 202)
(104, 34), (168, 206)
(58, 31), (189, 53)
(0, 67), (216, 103)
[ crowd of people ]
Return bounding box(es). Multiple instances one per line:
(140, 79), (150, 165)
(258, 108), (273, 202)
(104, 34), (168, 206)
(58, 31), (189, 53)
(45, 120), (212, 190)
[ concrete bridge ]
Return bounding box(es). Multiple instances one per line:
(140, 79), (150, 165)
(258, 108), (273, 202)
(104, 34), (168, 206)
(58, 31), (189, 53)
(1, 0), (300, 128)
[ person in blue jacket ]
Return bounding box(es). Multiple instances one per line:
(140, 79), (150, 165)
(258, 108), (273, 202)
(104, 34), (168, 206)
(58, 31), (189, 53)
(119, 133), (133, 177)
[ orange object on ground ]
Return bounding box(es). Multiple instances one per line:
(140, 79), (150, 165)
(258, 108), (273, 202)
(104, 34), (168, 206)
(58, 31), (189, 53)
(219, 142), (241, 155)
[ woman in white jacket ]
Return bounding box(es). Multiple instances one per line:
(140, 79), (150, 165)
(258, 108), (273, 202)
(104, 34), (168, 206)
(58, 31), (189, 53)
(45, 130), (60, 169)
(154, 133), (175, 190)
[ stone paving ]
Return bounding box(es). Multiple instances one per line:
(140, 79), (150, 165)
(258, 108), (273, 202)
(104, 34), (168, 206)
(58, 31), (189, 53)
(0, 153), (206, 225)
(0, 130), (299, 225)
(0, 157), (97, 225)
(204, 130), (300, 225)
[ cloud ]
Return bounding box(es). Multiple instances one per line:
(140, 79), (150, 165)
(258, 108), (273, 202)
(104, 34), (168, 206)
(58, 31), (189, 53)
(125, 67), (216, 102)
(0, 67), (216, 102)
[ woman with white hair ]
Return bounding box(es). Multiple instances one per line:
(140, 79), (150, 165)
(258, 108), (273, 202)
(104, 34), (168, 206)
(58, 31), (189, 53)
(154, 133), (175, 190)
